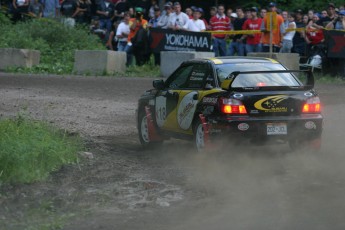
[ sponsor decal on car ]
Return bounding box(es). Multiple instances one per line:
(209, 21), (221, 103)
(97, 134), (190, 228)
(177, 92), (198, 130)
(202, 97), (218, 105)
(238, 123), (249, 131)
(254, 95), (288, 112)
(305, 121), (316, 129)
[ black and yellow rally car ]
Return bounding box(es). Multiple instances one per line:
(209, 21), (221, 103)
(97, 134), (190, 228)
(137, 57), (323, 151)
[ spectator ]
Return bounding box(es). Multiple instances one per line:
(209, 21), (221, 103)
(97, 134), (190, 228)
(12, 0), (29, 22)
(125, 7), (148, 66)
(226, 7), (233, 19)
(183, 7), (205, 32)
(321, 10), (328, 18)
(133, 0), (150, 19)
(96, 0), (115, 33)
(128, 7), (134, 17)
(317, 3), (337, 28)
(326, 9), (345, 29)
(114, 0), (129, 22)
(260, 2), (284, 53)
(148, 5), (160, 27)
(60, 0), (78, 26)
(244, 8), (252, 20)
(305, 13), (325, 57)
(74, 0), (92, 24)
(292, 9), (306, 56)
(229, 12), (237, 28)
(185, 7), (192, 19)
(41, 0), (60, 18)
(116, 12), (130, 51)
(242, 7), (262, 53)
(227, 6), (246, 56)
(148, 0), (158, 19)
(157, 3), (172, 29)
(106, 20), (120, 50)
(28, 0), (43, 18)
(208, 6), (216, 22)
(260, 8), (267, 18)
(280, 12), (296, 53)
(308, 9), (314, 20)
(167, 1), (189, 30)
(302, 14), (309, 25)
(209, 4), (230, 57)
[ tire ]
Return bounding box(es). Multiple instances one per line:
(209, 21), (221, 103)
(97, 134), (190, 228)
(193, 119), (205, 152)
(138, 111), (162, 149)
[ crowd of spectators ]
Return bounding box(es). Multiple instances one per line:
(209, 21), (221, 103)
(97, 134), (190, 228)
(2, 0), (345, 70)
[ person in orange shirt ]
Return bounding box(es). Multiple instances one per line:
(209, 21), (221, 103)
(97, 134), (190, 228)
(124, 7), (148, 66)
(260, 2), (285, 53)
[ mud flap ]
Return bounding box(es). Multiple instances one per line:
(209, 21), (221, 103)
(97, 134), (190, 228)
(199, 114), (212, 150)
(145, 106), (163, 142)
(308, 137), (321, 150)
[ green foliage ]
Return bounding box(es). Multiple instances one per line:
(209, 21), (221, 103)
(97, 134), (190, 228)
(0, 116), (83, 183)
(0, 18), (105, 74)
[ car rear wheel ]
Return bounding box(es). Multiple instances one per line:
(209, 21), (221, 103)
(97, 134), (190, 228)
(193, 119), (205, 152)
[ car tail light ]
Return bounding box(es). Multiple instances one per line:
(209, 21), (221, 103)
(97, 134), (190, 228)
(302, 97), (321, 113)
(219, 98), (247, 114)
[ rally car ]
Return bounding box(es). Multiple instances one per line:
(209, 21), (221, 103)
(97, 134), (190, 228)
(137, 57), (323, 151)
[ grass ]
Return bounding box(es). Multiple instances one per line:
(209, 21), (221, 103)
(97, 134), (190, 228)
(0, 115), (82, 184)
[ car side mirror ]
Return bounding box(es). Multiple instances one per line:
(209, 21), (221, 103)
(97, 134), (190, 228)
(221, 79), (232, 90)
(153, 79), (165, 90)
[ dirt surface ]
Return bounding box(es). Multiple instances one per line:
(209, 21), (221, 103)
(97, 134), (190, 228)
(1, 73), (345, 230)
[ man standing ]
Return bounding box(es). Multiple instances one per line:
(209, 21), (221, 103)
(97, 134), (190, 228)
(227, 6), (246, 56)
(242, 7), (262, 54)
(209, 4), (230, 57)
(157, 3), (172, 29)
(96, 0), (115, 33)
(292, 9), (306, 56)
(260, 2), (284, 53)
(183, 7), (206, 32)
(125, 7), (148, 66)
(167, 2), (189, 30)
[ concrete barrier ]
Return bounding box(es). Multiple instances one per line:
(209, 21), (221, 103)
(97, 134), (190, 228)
(160, 51), (215, 78)
(0, 48), (40, 70)
(247, 53), (300, 70)
(74, 50), (126, 75)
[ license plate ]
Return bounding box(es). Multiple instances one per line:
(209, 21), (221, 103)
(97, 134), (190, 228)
(266, 123), (287, 135)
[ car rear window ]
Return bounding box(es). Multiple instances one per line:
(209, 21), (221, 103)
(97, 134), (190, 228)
(216, 63), (301, 87)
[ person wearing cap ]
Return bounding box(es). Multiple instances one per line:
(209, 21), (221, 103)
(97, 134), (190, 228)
(157, 3), (173, 28)
(167, 2), (189, 30)
(125, 7), (148, 65)
(227, 6), (246, 56)
(209, 4), (231, 56)
(316, 3), (337, 28)
(182, 7), (206, 32)
(260, 2), (285, 53)
(242, 6), (263, 54)
(326, 9), (345, 29)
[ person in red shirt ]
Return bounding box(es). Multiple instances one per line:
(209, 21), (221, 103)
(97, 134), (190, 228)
(209, 4), (231, 56)
(305, 13), (325, 57)
(242, 7), (262, 54)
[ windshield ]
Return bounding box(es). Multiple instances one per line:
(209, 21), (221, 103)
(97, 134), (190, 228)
(216, 63), (301, 87)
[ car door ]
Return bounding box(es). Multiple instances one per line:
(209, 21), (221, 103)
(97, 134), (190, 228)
(157, 62), (219, 134)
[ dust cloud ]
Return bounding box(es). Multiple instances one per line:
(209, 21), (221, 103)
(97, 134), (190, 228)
(159, 104), (345, 230)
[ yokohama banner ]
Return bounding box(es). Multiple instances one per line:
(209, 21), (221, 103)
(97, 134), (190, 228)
(325, 30), (345, 58)
(150, 28), (212, 53)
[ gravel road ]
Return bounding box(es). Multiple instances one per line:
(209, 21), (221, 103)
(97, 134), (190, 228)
(1, 73), (345, 230)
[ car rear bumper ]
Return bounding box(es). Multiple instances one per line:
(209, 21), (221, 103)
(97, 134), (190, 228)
(207, 114), (323, 141)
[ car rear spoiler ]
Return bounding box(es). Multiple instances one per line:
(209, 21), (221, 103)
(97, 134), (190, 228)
(223, 69), (314, 90)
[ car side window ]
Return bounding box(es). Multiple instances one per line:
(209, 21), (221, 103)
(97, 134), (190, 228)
(185, 64), (213, 89)
(166, 65), (194, 89)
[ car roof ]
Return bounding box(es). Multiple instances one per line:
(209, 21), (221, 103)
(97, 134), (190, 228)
(184, 57), (280, 65)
